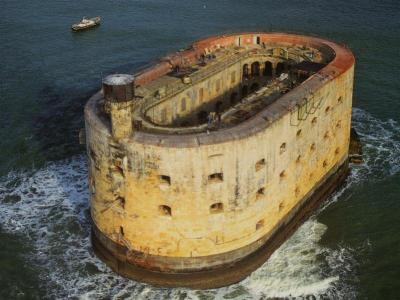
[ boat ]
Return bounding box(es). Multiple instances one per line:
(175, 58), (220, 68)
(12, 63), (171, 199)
(71, 17), (100, 32)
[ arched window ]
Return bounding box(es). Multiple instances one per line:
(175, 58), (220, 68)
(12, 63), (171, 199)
(159, 205), (172, 216)
(210, 202), (223, 214)
(264, 61), (273, 76)
(276, 62), (285, 76)
(243, 64), (249, 79)
(208, 173), (223, 183)
(251, 62), (260, 77)
(159, 175), (171, 185)
(230, 92), (238, 104)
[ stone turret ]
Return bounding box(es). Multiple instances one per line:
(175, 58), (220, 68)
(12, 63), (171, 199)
(102, 74), (135, 140)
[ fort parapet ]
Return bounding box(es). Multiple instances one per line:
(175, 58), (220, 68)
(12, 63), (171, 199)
(84, 32), (355, 288)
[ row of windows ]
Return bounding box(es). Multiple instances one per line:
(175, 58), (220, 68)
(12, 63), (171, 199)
(157, 128), (342, 188)
(119, 217), (266, 238)
(159, 202), (224, 217)
(243, 61), (278, 79)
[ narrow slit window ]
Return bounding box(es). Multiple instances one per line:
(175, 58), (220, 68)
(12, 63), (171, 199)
(210, 202), (223, 214)
(323, 160), (328, 168)
(338, 96), (343, 104)
(255, 159), (266, 171)
(208, 173), (223, 183)
(325, 106), (331, 113)
(296, 154), (302, 163)
(310, 143), (316, 151)
(159, 175), (171, 186)
(280, 170), (286, 180)
(159, 205), (172, 216)
(119, 226), (124, 236)
(296, 129), (302, 137)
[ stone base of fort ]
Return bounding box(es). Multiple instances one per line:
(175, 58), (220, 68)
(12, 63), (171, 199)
(91, 158), (350, 289)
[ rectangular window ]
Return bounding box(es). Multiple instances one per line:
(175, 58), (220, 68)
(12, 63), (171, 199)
(159, 175), (171, 185)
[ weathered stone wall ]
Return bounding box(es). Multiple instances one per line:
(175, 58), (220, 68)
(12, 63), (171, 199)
(144, 55), (287, 127)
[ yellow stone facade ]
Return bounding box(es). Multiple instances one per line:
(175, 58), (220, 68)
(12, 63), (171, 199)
(85, 33), (355, 279)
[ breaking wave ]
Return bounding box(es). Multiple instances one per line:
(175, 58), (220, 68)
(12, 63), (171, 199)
(0, 108), (399, 299)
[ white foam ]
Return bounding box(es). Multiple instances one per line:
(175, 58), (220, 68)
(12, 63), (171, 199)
(0, 108), (399, 299)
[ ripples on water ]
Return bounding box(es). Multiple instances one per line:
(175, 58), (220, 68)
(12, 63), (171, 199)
(0, 108), (399, 299)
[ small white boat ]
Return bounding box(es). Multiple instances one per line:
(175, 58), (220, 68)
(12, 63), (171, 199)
(71, 17), (101, 31)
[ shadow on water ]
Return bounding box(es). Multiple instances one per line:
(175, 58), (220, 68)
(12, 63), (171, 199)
(31, 61), (148, 164)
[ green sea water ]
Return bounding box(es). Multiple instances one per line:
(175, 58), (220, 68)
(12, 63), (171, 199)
(0, 0), (399, 299)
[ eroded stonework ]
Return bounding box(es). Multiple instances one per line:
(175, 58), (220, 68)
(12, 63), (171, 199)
(84, 32), (355, 288)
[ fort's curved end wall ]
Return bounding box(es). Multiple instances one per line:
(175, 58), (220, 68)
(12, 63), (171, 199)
(84, 32), (355, 288)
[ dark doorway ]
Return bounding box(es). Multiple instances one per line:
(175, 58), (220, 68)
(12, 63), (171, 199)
(197, 110), (208, 123)
(264, 61), (273, 76)
(250, 83), (259, 92)
(251, 62), (260, 77)
(241, 85), (248, 97)
(230, 92), (238, 104)
(276, 62), (285, 76)
(243, 64), (249, 79)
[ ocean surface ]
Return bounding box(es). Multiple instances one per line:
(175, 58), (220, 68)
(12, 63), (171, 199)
(0, 0), (399, 299)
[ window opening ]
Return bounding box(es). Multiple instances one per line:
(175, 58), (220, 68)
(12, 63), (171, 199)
(210, 202), (224, 213)
(208, 173), (223, 183)
(159, 205), (172, 216)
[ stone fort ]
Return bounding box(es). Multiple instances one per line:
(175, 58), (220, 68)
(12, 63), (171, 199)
(84, 32), (355, 288)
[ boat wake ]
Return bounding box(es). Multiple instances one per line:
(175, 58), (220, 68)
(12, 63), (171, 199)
(0, 108), (399, 299)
